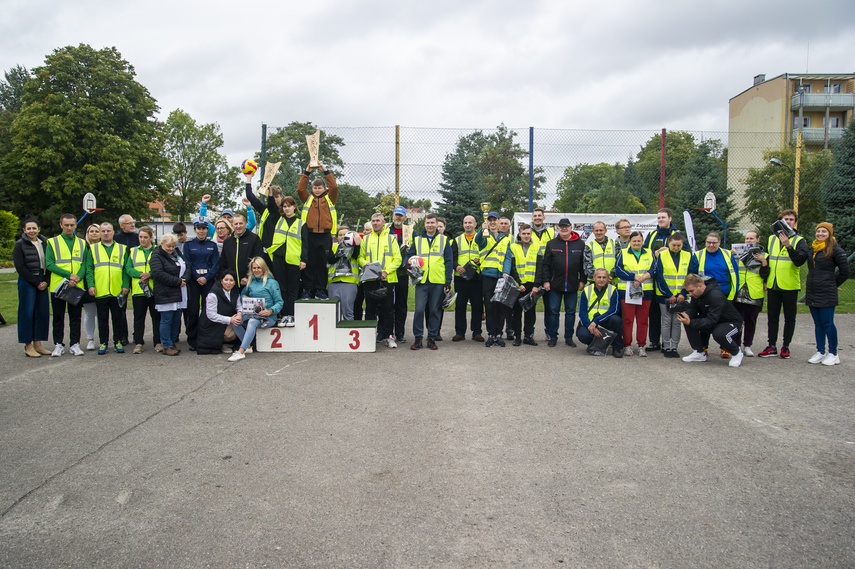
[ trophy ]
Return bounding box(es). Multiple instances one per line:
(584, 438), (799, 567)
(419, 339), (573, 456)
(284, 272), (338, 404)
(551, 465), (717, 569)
(257, 161), (282, 197)
(305, 130), (321, 168)
(480, 202), (491, 236)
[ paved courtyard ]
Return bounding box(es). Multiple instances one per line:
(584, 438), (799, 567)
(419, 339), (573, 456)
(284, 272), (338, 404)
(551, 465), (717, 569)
(1, 312), (853, 567)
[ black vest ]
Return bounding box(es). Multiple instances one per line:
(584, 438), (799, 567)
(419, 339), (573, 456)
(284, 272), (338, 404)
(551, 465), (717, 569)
(196, 282), (239, 354)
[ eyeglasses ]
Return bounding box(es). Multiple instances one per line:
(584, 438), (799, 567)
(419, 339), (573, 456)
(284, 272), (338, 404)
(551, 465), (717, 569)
(706, 241), (719, 245)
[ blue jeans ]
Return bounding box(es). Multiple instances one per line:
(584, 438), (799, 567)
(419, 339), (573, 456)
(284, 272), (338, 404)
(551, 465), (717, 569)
(413, 283), (445, 340)
(17, 279), (49, 344)
(546, 290), (578, 341)
(159, 309), (183, 349)
(809, 306), (838, 355)
(239, 316), (272, 351)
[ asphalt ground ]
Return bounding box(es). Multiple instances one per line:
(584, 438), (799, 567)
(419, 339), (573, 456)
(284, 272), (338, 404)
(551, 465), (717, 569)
(1, 311), (854, 568)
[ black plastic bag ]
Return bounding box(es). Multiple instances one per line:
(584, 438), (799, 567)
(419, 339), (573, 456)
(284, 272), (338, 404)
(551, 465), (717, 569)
(491, 276), (520, 308)
(586, 325), (617, 356)
(518, 288), (544, 312)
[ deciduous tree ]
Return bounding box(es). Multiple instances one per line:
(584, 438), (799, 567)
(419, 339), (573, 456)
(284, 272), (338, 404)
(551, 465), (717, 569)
(1, 45), (165, 226)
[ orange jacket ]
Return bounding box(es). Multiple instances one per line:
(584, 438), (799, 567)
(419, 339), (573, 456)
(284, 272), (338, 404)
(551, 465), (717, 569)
(297, 171), (338, 233)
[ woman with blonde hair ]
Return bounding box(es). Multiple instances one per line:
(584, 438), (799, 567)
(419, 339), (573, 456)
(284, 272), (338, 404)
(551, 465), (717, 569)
(228, 256), (283, 362)
(81, 223), (101, 350)
(805, 222), (850, 365)
(150, 233), (191, 356)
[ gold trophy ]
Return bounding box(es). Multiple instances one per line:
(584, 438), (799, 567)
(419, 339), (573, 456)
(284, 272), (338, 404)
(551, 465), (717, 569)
(257, 161), (282, 197)
(306, 130), (321, 168)
(480, 202), (491, 236)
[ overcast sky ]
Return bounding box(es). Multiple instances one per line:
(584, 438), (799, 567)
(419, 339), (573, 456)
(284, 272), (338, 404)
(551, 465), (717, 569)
(3, 0), (855, 183)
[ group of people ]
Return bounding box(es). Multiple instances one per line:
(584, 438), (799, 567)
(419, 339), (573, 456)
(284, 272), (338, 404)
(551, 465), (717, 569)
(14, 180), (850, 367)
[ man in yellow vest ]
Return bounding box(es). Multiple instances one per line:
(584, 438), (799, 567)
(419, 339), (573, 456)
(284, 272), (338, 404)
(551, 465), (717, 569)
(359, 213), (402, 349)
(479, 211), (512, 347)
(530, 208), (555, 338)
(85, 222), (130, 354)
(406, 214), (452, 350)
(328, 226), (361, 321)
(451, 215), (486, 342)
(758, 209), (810, 359)
(503, 224), (542, 346)
(583, 221), (617, 282)
(577, 268), (624, 357)
(45, 213), (88, 356)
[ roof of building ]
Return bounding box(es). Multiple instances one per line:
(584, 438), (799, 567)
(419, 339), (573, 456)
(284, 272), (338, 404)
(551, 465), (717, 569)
(731, 72), (855, 101)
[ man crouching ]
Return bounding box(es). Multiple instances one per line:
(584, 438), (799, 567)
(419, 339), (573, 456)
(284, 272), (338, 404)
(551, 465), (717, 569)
(677, 273), (745, 367)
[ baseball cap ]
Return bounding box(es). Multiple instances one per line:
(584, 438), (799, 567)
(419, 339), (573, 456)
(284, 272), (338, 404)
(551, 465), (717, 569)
(393, 206), (407, 216)
(558, 218), (571, 226)
(221, 208), (235, 217)
(487, 212), (499, 219)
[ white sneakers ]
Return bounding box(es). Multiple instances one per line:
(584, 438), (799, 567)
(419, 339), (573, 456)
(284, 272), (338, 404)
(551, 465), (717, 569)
(69, 343), (84, 356)
(386, 336), (398, 349)
(87, 339), (96, 350)
(808, 351), (826, 364)
(822, 352), (840, 366)
(227, 351), (246, 362)
(284, 315), (295, 327)
(728, 349), (744, 368)
(51, 344), (65, 357)
(682, 350), (707, 363)
(276, 316), (288, 328)
(742, 346), (755, 357)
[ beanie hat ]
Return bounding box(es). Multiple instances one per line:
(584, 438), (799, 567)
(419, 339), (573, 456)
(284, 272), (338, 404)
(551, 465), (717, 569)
(816, 222), (833, 237)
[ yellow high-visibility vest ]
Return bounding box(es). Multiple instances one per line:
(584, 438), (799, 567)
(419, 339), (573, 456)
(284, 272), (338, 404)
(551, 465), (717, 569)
(767, 235), (804, 290)
(48, 235), (85, 290)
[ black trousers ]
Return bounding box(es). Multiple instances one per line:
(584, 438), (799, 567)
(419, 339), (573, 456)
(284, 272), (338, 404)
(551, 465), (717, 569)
(365, 282), (395, 338)
(270, 255), (301, 318)
(648, 298), (662, 345)
(132, 295), (161, 346)
(302, 232), (332, 292)
(96, 296), (128, 346)
(454, 276), (483, 336)
(685, 321), (741, 353)
(186, 279), (214, 348)
(353, 283), (365, 320)
(51, 292), (82, 346)
(766, 288), (799, 348)
(482, 276), (511, 337)
(512, 302), (536, 339)
(392, 278), (409, 339)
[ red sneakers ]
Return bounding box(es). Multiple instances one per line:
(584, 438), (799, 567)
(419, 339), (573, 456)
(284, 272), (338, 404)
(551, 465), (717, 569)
(758, 346), (778, 358)
(779, 347), (790, 359)
(720, 349), (731, 359)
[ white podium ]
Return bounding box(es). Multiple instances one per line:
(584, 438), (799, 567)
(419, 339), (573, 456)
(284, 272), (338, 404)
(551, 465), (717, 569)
(255, 299), (377, 353)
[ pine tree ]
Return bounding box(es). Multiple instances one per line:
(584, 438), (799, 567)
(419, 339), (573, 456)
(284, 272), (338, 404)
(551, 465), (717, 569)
(436, 131), (490, 236)
(822, 119), (855, 253)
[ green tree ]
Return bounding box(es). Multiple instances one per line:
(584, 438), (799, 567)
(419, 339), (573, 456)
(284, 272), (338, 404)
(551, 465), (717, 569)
(635, 130), (697, 211)
(161, 109), (239, 221)
(554, 163), (614, 212)
(0, 65), (32, 211)
(742, 147), (832, 243)
(259, 121), (345, 201)
(436, 131), (490, 235)
(1, 45), (165, 227)
(623, 157), (647, 210)
(335, 183), (374, 229)
(475, 124), (544, 216)
(676, 141), (740, 246)
(576, 163), (646, 214)
(821, 119), (855, 252)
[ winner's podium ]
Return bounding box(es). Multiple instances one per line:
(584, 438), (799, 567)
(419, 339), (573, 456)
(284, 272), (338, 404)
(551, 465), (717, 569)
(255, 299), (377, 353)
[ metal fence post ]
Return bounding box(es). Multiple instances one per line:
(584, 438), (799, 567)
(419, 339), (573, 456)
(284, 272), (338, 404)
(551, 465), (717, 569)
(529, 127), (534, 212)
(395, 125), (400, 207)
(660, 128), (666, 209)
(259, 123), (267, 181)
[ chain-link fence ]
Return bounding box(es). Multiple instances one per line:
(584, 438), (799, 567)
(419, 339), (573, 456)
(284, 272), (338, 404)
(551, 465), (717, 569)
(269, 125), (832, 233)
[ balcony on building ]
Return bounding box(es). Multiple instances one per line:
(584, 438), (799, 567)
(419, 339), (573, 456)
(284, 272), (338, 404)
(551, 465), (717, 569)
(791, 92), (855, 111)
(791, 127), (847, 144)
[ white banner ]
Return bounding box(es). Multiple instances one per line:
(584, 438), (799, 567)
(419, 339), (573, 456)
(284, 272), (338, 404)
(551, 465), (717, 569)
(511, 213), (660, 243)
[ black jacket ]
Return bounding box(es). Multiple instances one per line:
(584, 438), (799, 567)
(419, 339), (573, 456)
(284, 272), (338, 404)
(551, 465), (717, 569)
(13, 236), (48, 288)
(218, 230), (263, 282)
(149, 246), (191, 305)
(805, 243), (850, 308)
(540, 233), (586, 292)
(196, 281), (240, 354)
(686, 277), (743, 331)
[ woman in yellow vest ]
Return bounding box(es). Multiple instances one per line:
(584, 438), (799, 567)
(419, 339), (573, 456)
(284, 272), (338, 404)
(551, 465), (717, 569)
(124, 226), (160, 354)
(328, 226), (362, 321)
(731, 230), (769, 358)
(653, 232), (691, 358)
(267, 196), (307, 327)
(81, 224), (101, 350)
(503, 224), (542, 346)
(614, 231), (656, 356)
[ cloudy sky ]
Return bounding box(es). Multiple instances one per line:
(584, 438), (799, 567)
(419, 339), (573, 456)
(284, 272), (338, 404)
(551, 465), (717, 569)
(2, 0), (854, 201)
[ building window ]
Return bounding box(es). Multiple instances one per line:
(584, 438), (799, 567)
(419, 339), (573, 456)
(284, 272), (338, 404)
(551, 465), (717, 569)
(797, 84), (811, 94)
(823, 117), (841, 128)
(824, 83), (842, 94)
(794, 116), (812, 128)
